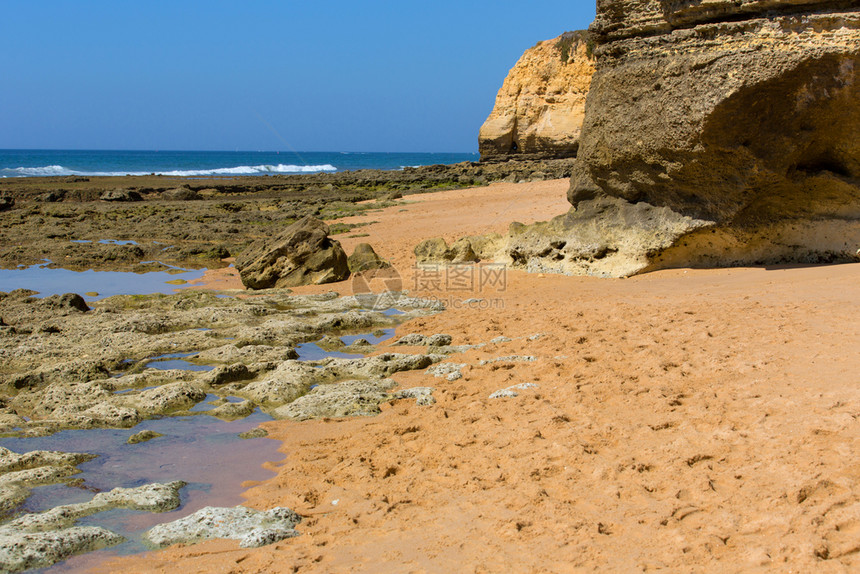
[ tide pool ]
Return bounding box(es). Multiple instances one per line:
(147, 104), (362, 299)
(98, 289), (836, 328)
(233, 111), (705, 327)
(0, 261), (205, 300)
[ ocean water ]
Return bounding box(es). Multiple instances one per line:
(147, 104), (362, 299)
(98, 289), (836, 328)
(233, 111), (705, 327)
(0, 149), (479, 178)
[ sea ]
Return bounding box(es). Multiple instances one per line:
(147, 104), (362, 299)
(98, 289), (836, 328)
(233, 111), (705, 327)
(0, 149), (479, 178)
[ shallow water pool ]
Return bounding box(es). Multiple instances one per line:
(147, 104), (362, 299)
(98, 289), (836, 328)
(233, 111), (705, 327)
(296, 327), (395, 361)
(0, 312), (402, 570)
(143, 352), (215, 372)
(0, 409), (280, 568)
(0, 261), (205, 300)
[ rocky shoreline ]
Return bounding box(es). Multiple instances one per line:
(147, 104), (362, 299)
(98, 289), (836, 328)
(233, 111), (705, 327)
(0, 159), (581, 571)
(0, 268), (541, 571)
(0, 159), (573, 273)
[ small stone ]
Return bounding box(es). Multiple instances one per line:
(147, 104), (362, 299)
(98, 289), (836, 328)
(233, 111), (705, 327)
(479, 355), (537, 365)
(489, 383), (538, 399)
(127, 430), (163, 445)
(239, 428), (269, 440)
(426, 363), (466, 381)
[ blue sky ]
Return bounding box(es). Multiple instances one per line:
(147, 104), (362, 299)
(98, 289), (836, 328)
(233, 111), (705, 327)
(1, 1), (596, 152)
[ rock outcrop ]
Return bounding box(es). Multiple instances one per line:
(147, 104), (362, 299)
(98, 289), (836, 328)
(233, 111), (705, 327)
(0, 481), (185, 572)
(479, 32), (596, 161)
(347, 243), (389, 273)
(235, 215), (350, 289)
(552, 0), (860, 275)
(144, 506), (301, 550)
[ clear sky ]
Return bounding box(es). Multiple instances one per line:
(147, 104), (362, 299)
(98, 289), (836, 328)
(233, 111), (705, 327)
(1, 1), (596, 153)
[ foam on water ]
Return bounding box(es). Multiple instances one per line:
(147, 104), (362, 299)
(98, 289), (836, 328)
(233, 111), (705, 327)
(0, 150), (480, 179)
(1, 163), (337, 177)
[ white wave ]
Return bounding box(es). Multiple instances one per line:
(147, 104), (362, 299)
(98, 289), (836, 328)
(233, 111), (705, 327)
(159, 164), (337, 176)
(1, 163), (338, 178)
(4, 165), (72, 176)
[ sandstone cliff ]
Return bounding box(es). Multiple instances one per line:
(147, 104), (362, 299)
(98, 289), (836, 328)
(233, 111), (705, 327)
(503, 0), (860, 276)
(478, 32), (595, 162)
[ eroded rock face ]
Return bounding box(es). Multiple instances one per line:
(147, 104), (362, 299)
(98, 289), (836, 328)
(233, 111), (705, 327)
(565, 0), (860, 272)
(235, 215), (350, 289)
(506, 196), (712, 277)
(479, 32), (596, 161)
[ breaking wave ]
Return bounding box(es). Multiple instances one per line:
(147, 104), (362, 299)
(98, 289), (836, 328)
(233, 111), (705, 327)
(1, 164), (338, 177)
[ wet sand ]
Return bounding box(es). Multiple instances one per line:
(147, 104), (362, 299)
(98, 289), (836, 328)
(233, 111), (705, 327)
(110, 180), (860, 572)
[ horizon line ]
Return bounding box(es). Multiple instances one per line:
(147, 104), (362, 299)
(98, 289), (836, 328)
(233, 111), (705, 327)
(0, 148), (480, 155)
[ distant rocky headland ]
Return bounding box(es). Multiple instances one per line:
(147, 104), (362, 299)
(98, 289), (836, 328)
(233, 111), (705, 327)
(479, 31), (595, 162)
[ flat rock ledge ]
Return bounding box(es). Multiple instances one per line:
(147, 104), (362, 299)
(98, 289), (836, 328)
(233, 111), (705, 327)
(0, 481), (185, 573)
(0, 447), (96, 517)
(144, 506), (302, 549)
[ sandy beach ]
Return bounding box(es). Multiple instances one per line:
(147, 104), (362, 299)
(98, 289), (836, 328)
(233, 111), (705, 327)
(106, 179), (860, 572)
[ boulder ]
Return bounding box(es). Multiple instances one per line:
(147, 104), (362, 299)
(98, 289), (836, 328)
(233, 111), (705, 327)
(0, 481), (184, 572)
(560, 1), (860, 274)
(99, 189), (142, 202)
(0, 197), (14, 212)
(162, 187), (201, 201)
(127, 430), (162, 445)
(414, 237), (451, 263)
(36, 191), (65, 203)
(414, 238), (480, 264)
(448, 239), (479, 263)
(235, 215), (350, 289)
(347, 243), (390, 273)
(39, 293), (90, 313)
(121, 382), (206, 415)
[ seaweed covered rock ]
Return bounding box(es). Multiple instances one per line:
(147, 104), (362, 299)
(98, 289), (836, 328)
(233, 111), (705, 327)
(235, 215), (350, 289)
